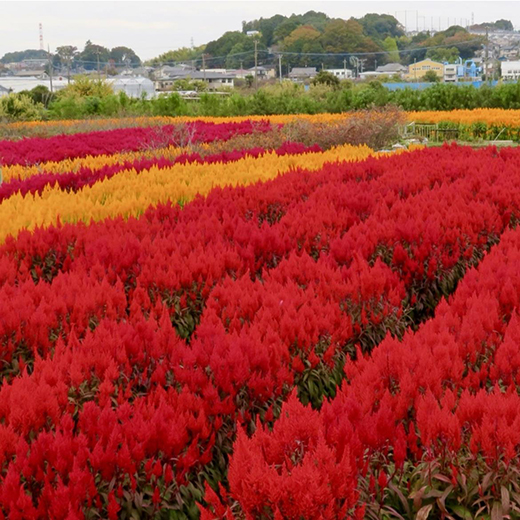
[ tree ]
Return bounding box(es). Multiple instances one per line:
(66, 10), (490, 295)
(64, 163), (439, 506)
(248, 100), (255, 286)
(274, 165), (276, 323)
(358, 13), (405, 42)
(424, 70), (440, 82)
(78, 41), (110, 71)
(57, 75), (113, 98)
(0, 49), (47, 64)
(426, 46), (459, 63)
(147, 45), (206, 66)
(383, 37), (400, 63)
(281, 25), (323, 67)
(55, 46), (78, 80)
(205, 31), (258, 68)
(312, 70), (340, 88)
(273, 20), (300, 43)
(319, 19), (382, 69)
(109, 46), (141, 66)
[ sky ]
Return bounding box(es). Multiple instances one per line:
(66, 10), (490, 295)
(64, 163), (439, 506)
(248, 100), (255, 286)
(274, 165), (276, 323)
(1, 0), (520, 61)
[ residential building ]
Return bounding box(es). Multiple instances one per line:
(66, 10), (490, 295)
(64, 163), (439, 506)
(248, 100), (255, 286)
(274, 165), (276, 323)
(21, 58), (49, 69)
(359, 71), (383, 80)
(155, 64), (194, 79)
(324, 68), (353, 80)
(155, 70), (235, 91)
(14, 70), (49, 79)
(405, 59), (444, 81)
(499, 46), (520, 60)
(248, 66), (276, 79)
(376, 63), (408, 77)
(288, 67), (317, 82)
(444, 64), (458, 82)
(501, 60), (520, 80)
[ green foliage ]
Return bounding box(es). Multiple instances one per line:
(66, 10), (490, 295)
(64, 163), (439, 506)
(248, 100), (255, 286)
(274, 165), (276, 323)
(109, 46), (141, 66)
(8, 79), (520, 124)
(205, 31), (262, 68)
(57, 75), (114, 99)
(146, 46), (206, 67)
(358, 13), (405, 41)
(312, 70), (340, 89)
(0, 48), (47, 64)
(426, 46), (460, 63)
(78, 40), (110, 71)
(423, 70), (441, 83)
(172, 78), (208, 92)
(0, 93), (44, 121)
(471, 19), (514, 31)
(18, 85), (54, 106)
(383, 37), (400, 63)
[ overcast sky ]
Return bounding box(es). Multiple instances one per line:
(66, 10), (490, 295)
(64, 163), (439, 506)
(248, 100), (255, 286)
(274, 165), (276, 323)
(1, 1), (519, 61)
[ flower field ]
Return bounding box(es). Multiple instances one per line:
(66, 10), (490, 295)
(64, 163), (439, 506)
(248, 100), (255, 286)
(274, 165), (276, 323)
(2, 116), (520, 519)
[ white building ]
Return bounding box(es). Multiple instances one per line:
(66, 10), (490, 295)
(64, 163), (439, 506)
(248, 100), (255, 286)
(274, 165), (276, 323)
(501, 60), (520, 80)
(324, 68), (353, 80)
(111, 76), (156, 98)
(444, 64), (458, 83)
(0, 76), (68, 94)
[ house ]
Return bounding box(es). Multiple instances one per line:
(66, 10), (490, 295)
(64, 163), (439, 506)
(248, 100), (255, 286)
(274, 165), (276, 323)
(187, 71), (235, 90)
(248, 66), (276, 79)
(501, 60), (520, 81)
(443, 64), (458, 83)
(324, 68), (353, 80)
(359, 71), (383, 80)
(500, 46), (520, 60)
(14, 70), (49, 79)
(288, 67), (317, 82)
(21, 58), (49, 69)
(155, 70), (235, 91)
(405, 59), (444, 80)
(376, 63), (408, 76)
(230, 68), (251, 79)
(0, 85), (9, 97)
(156, 64), (194, 79)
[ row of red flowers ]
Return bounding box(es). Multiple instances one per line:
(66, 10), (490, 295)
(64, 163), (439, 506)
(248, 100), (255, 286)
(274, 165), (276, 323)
(0, 120), (272, 166)
(0, 145), (520, 518)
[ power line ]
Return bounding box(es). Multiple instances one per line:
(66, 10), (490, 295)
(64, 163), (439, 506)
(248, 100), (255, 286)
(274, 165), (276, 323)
(42, 37), (484, 71)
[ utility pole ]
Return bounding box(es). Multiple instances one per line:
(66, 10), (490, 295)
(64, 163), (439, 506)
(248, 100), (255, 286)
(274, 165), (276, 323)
(202, 53), (206, 81)
(47, 45), (54, 94)
(278, 54), (282, 83)
(95, 49), (100, 78)
(484, 27), (489, 83)
(254, 39), (258, 90)
(414, 57), (417, 83)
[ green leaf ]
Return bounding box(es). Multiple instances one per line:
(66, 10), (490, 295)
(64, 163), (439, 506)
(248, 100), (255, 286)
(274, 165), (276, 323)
(451, 505), (473, 519)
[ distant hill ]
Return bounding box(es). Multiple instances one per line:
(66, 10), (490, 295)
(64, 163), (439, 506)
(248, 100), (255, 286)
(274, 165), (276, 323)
(1, 49), (48, 64)
(470, 19), (515, 32)
(148, 11), (498, 71)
